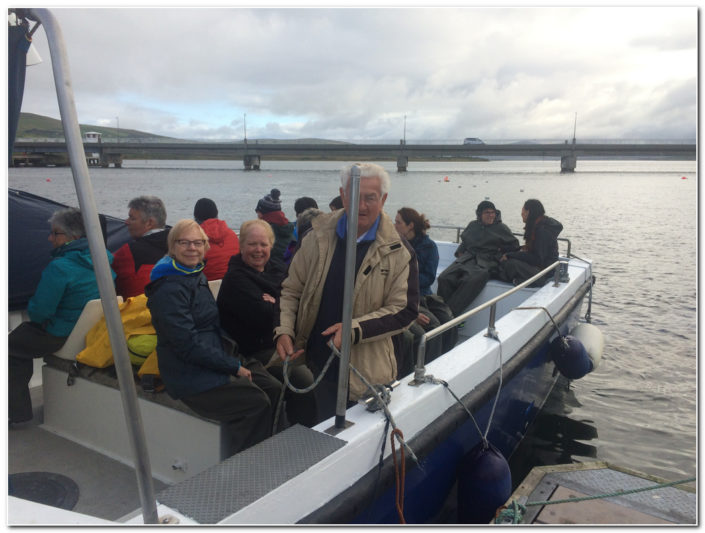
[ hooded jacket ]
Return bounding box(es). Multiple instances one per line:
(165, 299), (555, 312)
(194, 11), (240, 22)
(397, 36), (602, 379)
(28, 238), (115, 337)
(200, 218), (240, 281)
(275, 210), (419, 401)
(506, 216), (563, 268)
(113, 229), (169, 298)
(145, 256), (240, 400)
(455, 212), (520, 269)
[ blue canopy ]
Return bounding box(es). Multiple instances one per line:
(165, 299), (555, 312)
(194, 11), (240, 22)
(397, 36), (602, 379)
(8, 188), (132, 311)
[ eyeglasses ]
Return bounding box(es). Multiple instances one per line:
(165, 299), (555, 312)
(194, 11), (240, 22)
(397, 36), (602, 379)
(176, 239), (206, 248)
(50, 231), (65, 237)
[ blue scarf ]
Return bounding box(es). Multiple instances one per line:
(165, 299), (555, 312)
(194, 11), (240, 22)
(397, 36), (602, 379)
(150, 255), (205, 281)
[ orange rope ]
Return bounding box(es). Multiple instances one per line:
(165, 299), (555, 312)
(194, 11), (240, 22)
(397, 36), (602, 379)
(391, 428), (406, 524)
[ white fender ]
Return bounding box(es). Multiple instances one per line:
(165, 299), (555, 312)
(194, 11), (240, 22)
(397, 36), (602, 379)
(569, 323), (604, 371)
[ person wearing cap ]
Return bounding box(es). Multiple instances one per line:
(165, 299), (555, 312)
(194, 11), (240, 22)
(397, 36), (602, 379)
(194, 198), (240, 281)
(436, 200), (520, 316)
(255, 188), (294, 269)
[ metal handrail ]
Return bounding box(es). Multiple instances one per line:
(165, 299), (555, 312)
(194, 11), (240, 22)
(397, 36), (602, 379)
(28, 9), (158, 524)
(431, 224), (572, 257)
(411, 259), (566, 384)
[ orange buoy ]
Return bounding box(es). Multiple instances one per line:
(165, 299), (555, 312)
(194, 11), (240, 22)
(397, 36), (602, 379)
(444, 176), (450, 182)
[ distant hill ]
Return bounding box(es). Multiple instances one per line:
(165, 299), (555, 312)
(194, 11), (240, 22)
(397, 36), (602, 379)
(16, 112), (177, 142)
(15, 112), (349, 145)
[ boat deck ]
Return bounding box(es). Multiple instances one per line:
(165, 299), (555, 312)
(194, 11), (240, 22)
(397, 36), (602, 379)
(503, 462), (696, 525)
(8, 387), (169, 523)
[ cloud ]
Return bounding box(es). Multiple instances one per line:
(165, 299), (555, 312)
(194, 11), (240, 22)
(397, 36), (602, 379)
(19, 6), (697, 141)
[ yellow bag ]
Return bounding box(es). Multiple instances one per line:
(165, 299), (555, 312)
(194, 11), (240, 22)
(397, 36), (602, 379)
(76, 295), (159, 377)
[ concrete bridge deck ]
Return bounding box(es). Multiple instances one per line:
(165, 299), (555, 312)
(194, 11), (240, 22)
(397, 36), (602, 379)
(12, 141), (696, 169)
(13, 141), (695, 158)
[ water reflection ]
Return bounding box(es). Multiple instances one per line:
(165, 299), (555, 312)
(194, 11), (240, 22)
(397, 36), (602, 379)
(508, 376), (598, 489)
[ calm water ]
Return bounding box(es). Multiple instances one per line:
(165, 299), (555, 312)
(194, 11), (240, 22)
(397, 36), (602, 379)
(8, 158), (697, 484)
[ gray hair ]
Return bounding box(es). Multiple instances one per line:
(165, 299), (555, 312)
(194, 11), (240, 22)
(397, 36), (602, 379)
(49, 207), (85, 240)
(128, 196), (166, 228)
(340, 163), (390, 196)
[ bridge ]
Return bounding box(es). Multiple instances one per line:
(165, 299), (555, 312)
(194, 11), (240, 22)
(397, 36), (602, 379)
(11, 140), (696, 171)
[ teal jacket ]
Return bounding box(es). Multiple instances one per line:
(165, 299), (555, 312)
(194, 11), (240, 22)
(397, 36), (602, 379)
(28, 238), (115, 337)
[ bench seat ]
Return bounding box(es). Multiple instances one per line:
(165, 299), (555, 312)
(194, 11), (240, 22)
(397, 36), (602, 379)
(39, 280), (230, 484)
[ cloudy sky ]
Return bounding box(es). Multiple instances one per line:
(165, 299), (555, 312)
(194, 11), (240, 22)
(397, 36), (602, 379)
(17, 5), (697, 142)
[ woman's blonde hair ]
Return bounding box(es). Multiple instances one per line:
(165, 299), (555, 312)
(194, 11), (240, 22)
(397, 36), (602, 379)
(240, 219), (275, 247)
(167, 219), (210, 256)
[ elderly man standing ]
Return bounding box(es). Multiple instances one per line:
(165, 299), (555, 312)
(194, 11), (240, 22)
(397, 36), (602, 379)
(113, 196), (168, 298)
(275, 163), (419, 423)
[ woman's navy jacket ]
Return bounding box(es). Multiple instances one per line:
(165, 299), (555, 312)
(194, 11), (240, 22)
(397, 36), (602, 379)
(145, 257), (240, 400)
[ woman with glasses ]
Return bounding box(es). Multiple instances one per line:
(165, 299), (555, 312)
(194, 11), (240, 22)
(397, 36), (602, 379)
(145, 219), (276, 456)
(9, 207), (116, 424)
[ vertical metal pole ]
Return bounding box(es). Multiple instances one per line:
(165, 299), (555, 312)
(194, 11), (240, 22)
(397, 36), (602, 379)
(485, 303), (498, 340)
(413, 334), (427, 379)
(30, 9), (159, 524)
(335, 164), (361, 428)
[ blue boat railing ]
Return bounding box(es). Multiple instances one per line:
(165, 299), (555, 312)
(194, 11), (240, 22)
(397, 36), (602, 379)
(409, 258), (566, 387)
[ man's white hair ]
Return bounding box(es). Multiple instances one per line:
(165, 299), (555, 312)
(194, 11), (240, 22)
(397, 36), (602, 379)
(340, 163), (390, 196)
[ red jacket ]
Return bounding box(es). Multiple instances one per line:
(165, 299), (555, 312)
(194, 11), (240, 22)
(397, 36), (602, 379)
(201, 218), (240, 281)
(113, 230), (169, 298)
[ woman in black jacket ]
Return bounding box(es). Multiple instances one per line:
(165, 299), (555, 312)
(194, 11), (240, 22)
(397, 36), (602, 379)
(218, 219), (317, 427)
(145, 219), (279, 456)
(499, 199), (563, 285)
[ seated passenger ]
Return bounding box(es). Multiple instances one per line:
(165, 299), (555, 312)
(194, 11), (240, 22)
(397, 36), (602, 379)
(328, 195), (343, 211)
(437, 201), (520, 316)
(9, 207), (116, 424)
(393, 208), (455, 375)
(217, 219), (317, 427)
(255, 188), (294, 270)
(499, 199), (563, 285)
(284, 196), (318, 264)
(292, 206), (323, 256)
(193, 197), (240, 281)
(145, 219), (277, 456)
(112, 196), (168, 298)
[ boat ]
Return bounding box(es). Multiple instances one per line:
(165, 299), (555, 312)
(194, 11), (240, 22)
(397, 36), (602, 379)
(8, 9), (601, 525)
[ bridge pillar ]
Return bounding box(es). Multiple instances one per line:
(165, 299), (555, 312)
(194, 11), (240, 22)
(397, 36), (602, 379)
(560, 154), (576, 173)
(98, 153), (123, 168)
(397, 155), (408, 172)
(244, 154), (261, 171)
